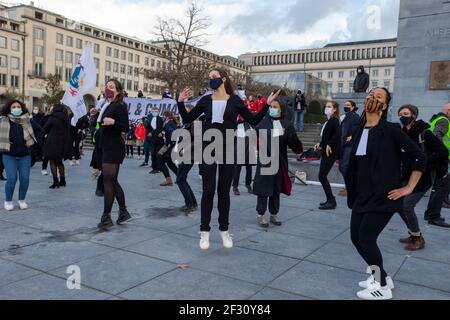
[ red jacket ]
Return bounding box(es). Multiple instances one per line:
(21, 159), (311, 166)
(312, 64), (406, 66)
(135, 123), (146, 142)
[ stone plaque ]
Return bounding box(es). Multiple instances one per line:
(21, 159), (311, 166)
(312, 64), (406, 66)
(429, 61), (450, 90)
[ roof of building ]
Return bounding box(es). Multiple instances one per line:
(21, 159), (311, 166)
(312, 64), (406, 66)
(324, 38), (397, 48)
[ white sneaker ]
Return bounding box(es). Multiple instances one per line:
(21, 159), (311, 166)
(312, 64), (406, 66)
(4, 201), (14, 211)
(75, 160), (80, 166)
(41, 170), (48, 176)
(357, 280), (393, 300)
(18, 201), (28, 210)
(220, 231), (233, 249)
(359, 275), (395, 290)
(199, 232), (210, 250)
(69, 160), (75, 166)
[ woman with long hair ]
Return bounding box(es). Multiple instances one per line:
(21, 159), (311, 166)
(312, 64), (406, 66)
(177, 68), (279, 250)
(314, 101), (341, 210)
(43, 103), (72, 189)
(0, 100), (42, 210)
(96, 79), (131, 230)
(347, 88), (426, 300)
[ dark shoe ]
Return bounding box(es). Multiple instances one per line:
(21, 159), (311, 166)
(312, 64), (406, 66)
(185, 206), (198, 213)
(424, 213), (430, 221)
(405, 236), (425, 251)
(149, 170), (160, 174)
(233, 188), (240, 196)
(320, 201), (327, 206)
(180, 205), (190, 212)
(429, 218), (450, 228)
(59, 177), (66, 187)
(246, 185), (253, 194)
(117, 208), (132, 225)
(98, 215), (114, 230)
(399, 235), (414, 244)
(443, 202), (450, 209)
(95, 189), (104, 197)
(270, 215), (282, 226)
(319, 199), (337, 210)
(0, 174), (6, 181)
(140, 163), (149, 167)
(49, 177), (60, 189)
(257, 215), (269, 228)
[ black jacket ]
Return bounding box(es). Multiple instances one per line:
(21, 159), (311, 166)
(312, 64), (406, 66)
(43, 110), (73, 160)
(347, 120), (427, 213)
(320, 117), (341, 159)
(5, 118), (43, 158)
(353, 65), (370, 93)
(401, 120), (449, 193)
(341, 111), (361, 148)
(97, 102), (129, 150)
(147, 116), (164, 145)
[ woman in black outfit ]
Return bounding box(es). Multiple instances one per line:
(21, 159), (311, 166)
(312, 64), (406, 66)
(177, 68), (278, 250)
(43, 104), (72, 189)
(315, 101), (341, 210)
(97, 79), (131, 230)
(347, 88), (426, 300)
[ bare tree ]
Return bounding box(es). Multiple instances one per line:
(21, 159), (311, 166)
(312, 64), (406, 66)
(152, 1), (210, 97)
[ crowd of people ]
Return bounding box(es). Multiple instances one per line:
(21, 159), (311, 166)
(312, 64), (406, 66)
(0, 67), (449, 301)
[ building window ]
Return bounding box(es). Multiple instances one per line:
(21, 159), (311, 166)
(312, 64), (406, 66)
(75, 53), (81, 63)
(105, 61), (111, 71)
(66, 36), (73, 47)
(384, 68), (391, 77)
(34, 63), (43, 77)
(94, 44), (100, 54)
(384, 80), (391, 89)
(371, 81), (379, 89)
(114, 49), (119, 59)
(328, 71), (333, 79)
(145, 57), (149, 66)
(134, 67), (140, 76)
(120, 64), (126, 74)
(0, 55), (7, 68)
(11, 39), (20, 51)
(338, 82), (344, 93)
(135, 55), (140, 64)
(0, 36), (6, 48)
(35, 11), (44, 20)
(105, 75), (110, 84)
(339, 71), (345, 78)
(34, 28), (44, 40)
(121, 51), (126, 60)
(0, 74), (6, 86)
(65, 68), (73, 82)
(120, 78), (125, 86)
(11, 75), (19, 88)
(327, 82), (333, 95)
(377, 48), (381, 58)
(76, 39), (83, 49)
(317, 72), (323, 79)
(156, 60), (161, 68)
(106, 47), (112, 57)
(55, 66), (63, 77)
(94, 58), (99, 69)
(127, 80), (132, 90)
(349, 82), (354, 93)
(113, 62), (119, 73)
(11, 57), (20, 69)
(382, 47), (387, 58)
(144, 83), (148, 92)
(55, 49), (63, 61)
(372, 69), (379, 77)
(350, 70), (356, 78)
(66, 52), (73, 64)
(35, 46), (44, 57)
(127, 66), (133, 75)
(362, 49), (366, 59)
(134, 82), (139, 91)
(338, 51), (342, 61)
(56, 33), (64, 45)
(128, 53), (133, 62)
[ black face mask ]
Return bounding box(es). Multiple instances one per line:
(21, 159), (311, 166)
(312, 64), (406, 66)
(400, 116), (414, 127)
(344, 107), (352, 113)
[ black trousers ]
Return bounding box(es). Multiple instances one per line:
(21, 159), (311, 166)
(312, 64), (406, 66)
(200, 163), (236, 232)
(151, 143), (160, 171)
(73, 134), (82, 160)
(425, 176), (449, 221)
(319, 155), (337, 201)
(233, 165), (253, 188)
(257, 193), (280, 216)
(126, 145), (134, 156)
(350, 211), (394, 287)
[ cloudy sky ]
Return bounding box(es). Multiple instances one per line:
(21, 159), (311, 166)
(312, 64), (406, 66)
(29, 0), (400, 57)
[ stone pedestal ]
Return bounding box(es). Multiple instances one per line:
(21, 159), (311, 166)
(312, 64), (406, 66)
(393, 0), (450, 122)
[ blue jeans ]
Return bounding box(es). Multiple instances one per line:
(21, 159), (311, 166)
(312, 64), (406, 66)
(3, 154), (32, 201)
(294, 111), (304, 132)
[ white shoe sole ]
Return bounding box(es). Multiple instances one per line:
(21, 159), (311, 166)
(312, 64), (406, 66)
(359, 277), (395, 290)
(357, 290), (393, 300)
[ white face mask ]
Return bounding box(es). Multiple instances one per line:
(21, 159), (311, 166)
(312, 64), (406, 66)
(324, 107), (334, 117)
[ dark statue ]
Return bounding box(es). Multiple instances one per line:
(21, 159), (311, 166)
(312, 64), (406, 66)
(353, 65), (370, 93)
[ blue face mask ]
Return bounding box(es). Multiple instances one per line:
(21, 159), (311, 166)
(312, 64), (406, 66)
(269, 108), (279, 118)
(152, 112), (159, 118)
(11, 108), (22, 117)
(209, 78), (223, 90)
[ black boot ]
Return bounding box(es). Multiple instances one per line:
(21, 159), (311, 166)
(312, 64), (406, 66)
(49, 177), (60, 189)
(59, 177), (66, 187)
(95, 189), (104, 197)
(98, 214), (114, 230)
(117, 208), (132, 225)
(319, 198), (337, 210)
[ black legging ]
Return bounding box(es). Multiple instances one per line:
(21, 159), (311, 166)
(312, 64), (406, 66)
(126, 145), (134, 157)
(233, 165), (253, 188)
(201, 164), (235, 232)
(351, 211), (394, 287)
(159, 155), (178, 178)
(103, 163), (126, 215)
(50, 158), (65, 179)
(319, 155), (337, 201)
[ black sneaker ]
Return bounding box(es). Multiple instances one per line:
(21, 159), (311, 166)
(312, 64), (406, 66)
(117, 208), (132, 225)
(140, 163), (149, 168)
(319, 199), (337, 210)
(246, 185), (253, 194)
(233, 188), (241, 196)
(98, 215), (114, 230)
(429, 218), (450, 228)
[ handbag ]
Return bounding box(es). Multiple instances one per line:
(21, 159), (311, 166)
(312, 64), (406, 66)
(157, 145), (169, 156)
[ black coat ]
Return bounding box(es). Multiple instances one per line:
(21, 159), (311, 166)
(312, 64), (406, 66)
(347, 120), (427, 213)
(320, 117), (341, 159)
(341, 111), (361, 148)
(401, 120), (449, 193)
(147, 116), (164, 145)
(353, 66), (370, 93)
(97, 102), (129, 151)
(43, 111), (73, 160)
(253, 116), (303, 197)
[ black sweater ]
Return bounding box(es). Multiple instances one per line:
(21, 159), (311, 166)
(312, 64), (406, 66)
(98, 102), (129, 150)
(320, 117), (341, 158)
(347, 120), (427, 213)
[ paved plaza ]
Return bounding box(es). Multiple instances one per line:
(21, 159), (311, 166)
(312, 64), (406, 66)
(0, 153), (449, 300)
